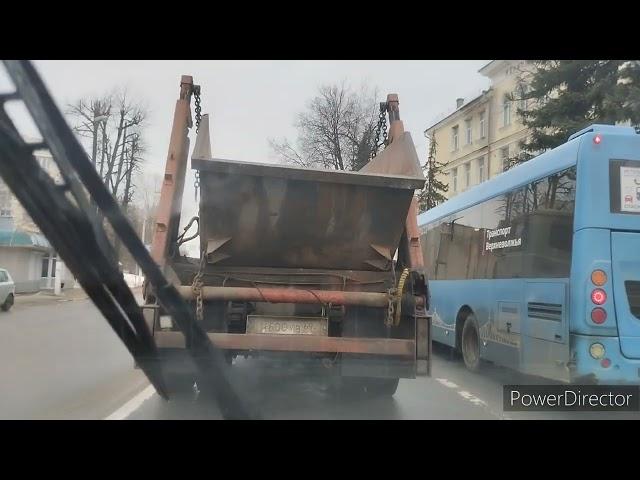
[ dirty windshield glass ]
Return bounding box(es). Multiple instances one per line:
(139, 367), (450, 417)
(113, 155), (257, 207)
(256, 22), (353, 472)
(1, 60), (640, 421)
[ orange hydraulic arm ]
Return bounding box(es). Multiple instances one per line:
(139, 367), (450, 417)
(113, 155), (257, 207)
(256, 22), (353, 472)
(150, 75), (196, 267)
(386, 94), (425, 271)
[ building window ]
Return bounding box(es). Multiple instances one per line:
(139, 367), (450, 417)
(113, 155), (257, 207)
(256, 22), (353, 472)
(501, 146), (510, 172)
(452, 168), (458, 192)
(478, 156), (486, 183)
(465, 119), (472, 145)
(464, 163), (471, 188)
(479, 111), (486, 138)
(517, 84), (528, 112)
(502, 95), (511, 126)
(41, 255), (50, 278)
(451, 126), (459, 151)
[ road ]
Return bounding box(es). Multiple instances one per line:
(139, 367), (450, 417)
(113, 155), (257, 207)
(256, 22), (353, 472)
(1, 298), (639, 420)
(0, 297), (148, 419)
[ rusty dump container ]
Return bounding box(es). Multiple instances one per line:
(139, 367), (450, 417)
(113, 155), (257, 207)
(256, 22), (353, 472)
(191, 116), (425, 273)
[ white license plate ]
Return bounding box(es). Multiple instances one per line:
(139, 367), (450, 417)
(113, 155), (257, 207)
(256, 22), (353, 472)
(246, 316), (328, 336)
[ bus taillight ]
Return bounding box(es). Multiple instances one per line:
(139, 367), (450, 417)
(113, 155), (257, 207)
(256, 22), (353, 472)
(594, 134), (602, 144)
(591, 288), (607, 305)
(589, 343), (605, 359)
(591, 269), (607, 286)
(591, 307), (607, 324)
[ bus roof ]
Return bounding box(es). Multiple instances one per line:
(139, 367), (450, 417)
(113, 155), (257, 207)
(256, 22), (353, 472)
(417, 124), (638, 227)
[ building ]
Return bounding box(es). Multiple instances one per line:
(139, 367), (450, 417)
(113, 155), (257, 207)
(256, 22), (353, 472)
(424, 60), (532, 199)
(0, 150), (75, 293)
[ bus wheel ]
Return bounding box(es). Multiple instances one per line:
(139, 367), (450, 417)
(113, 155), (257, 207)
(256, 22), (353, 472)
(461, 314), (481, 372)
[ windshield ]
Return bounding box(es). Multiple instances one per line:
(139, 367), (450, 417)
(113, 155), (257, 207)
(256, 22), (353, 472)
(1, 59), (640, 421)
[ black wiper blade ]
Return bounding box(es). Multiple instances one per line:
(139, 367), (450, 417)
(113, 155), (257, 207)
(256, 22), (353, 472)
(0, 60), (255, 420)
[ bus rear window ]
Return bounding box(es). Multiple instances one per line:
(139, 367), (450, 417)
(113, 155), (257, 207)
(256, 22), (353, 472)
(609, 159), (640, 214)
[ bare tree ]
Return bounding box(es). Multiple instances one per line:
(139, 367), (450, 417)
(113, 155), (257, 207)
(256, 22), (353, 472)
(67, 95), (112, 166)
(269, 81), (380, 171)
(67, 89), (148, 263)
(67, 89), (147, 203)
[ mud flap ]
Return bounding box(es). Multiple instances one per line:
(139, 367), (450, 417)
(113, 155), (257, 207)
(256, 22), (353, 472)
(416, 315), (431, 376)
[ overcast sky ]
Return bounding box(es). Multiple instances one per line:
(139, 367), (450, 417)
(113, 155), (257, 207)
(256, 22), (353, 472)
(0, 60), (490, 255)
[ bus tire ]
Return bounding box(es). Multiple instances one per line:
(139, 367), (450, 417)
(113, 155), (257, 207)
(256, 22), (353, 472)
(461, 314), (481, 372)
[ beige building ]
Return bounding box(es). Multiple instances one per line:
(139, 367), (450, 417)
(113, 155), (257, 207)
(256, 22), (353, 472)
(0, 151), (75, 293)
(424, 60), (532, 198)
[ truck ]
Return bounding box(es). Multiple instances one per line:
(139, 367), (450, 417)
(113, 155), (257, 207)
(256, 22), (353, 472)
(0, 62), (431, 418)
(142, 76), (432, 396)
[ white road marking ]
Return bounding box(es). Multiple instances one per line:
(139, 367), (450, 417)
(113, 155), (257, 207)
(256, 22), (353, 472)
(436, 378), (459, 389)
(104, 384), (155, 420)
(435, 377), (511, 419)
(458, 390), (488, 406)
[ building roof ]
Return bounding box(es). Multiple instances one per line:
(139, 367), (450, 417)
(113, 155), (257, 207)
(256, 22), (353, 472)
(0, 229), (51, 250)
(424, 90), (490, 135)
(478, 60), (503, 77)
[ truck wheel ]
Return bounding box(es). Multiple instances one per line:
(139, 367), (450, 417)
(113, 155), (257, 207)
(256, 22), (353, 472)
(362, 377), (399, 397)
(338, 377), (399, 397)
(461, 314), (481, 372)
(163, 371), (197, 398)
(1, 293), (14, 312)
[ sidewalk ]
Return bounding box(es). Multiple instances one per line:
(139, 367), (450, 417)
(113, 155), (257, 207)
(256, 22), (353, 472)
(15, 286), (142, 308)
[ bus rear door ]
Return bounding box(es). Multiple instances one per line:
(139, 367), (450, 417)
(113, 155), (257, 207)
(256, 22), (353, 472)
(611, 232), (640, 358)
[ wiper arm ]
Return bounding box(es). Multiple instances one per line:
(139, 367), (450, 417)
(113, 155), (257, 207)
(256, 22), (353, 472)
(0, 60), (255, 420)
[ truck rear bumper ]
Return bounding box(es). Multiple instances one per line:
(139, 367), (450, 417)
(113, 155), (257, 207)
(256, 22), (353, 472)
(154, 331), (415, 356)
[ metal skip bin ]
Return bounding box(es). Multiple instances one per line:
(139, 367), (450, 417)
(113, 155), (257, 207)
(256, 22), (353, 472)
(191, 115), (425, 272)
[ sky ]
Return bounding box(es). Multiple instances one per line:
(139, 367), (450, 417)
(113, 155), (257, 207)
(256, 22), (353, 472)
(0, 60), (491, 255)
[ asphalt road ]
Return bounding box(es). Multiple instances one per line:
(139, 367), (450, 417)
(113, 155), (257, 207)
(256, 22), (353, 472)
(0, 297), (148, 419)
(2, 298), (639, 420)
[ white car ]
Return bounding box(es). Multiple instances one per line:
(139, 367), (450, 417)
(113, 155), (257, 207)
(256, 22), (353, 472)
(0, 268), (15, 311)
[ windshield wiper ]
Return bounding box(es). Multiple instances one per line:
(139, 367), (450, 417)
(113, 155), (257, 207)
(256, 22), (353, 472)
(0, 60), (255, 420)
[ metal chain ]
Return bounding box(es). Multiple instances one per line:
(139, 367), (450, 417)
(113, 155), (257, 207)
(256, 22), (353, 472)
(194, 171), (200, 203)
(194, 86), (202, 133)
(393, 268), (410, 327)
(193, 85), (202, 202)
(192, 254), (206, 322)
(385, 268), (410, 327)
(370, 102), (389, 160)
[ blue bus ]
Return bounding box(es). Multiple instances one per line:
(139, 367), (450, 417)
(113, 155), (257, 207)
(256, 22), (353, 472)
(418, 124), (640, 383)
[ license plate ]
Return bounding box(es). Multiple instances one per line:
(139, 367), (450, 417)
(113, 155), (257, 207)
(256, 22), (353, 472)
(246, 315), (328, 336)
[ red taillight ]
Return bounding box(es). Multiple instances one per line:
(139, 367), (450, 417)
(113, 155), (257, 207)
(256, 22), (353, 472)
(591, 288), (607, 305)
(601, 358), (611, 368)
(591, 307), (607, 324)
(594, 134), (602, 144)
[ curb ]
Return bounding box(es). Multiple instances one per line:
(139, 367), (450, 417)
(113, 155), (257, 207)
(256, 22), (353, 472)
(15, 286), (143, 308)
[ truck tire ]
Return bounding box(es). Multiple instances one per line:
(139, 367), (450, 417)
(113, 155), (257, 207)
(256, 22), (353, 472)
(363, 377), (399, 396)
(461, 313), (481, 372)
(2, 293), (14, 312)
(339, 377), (399, 397)
(163, 371), (197, 398)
